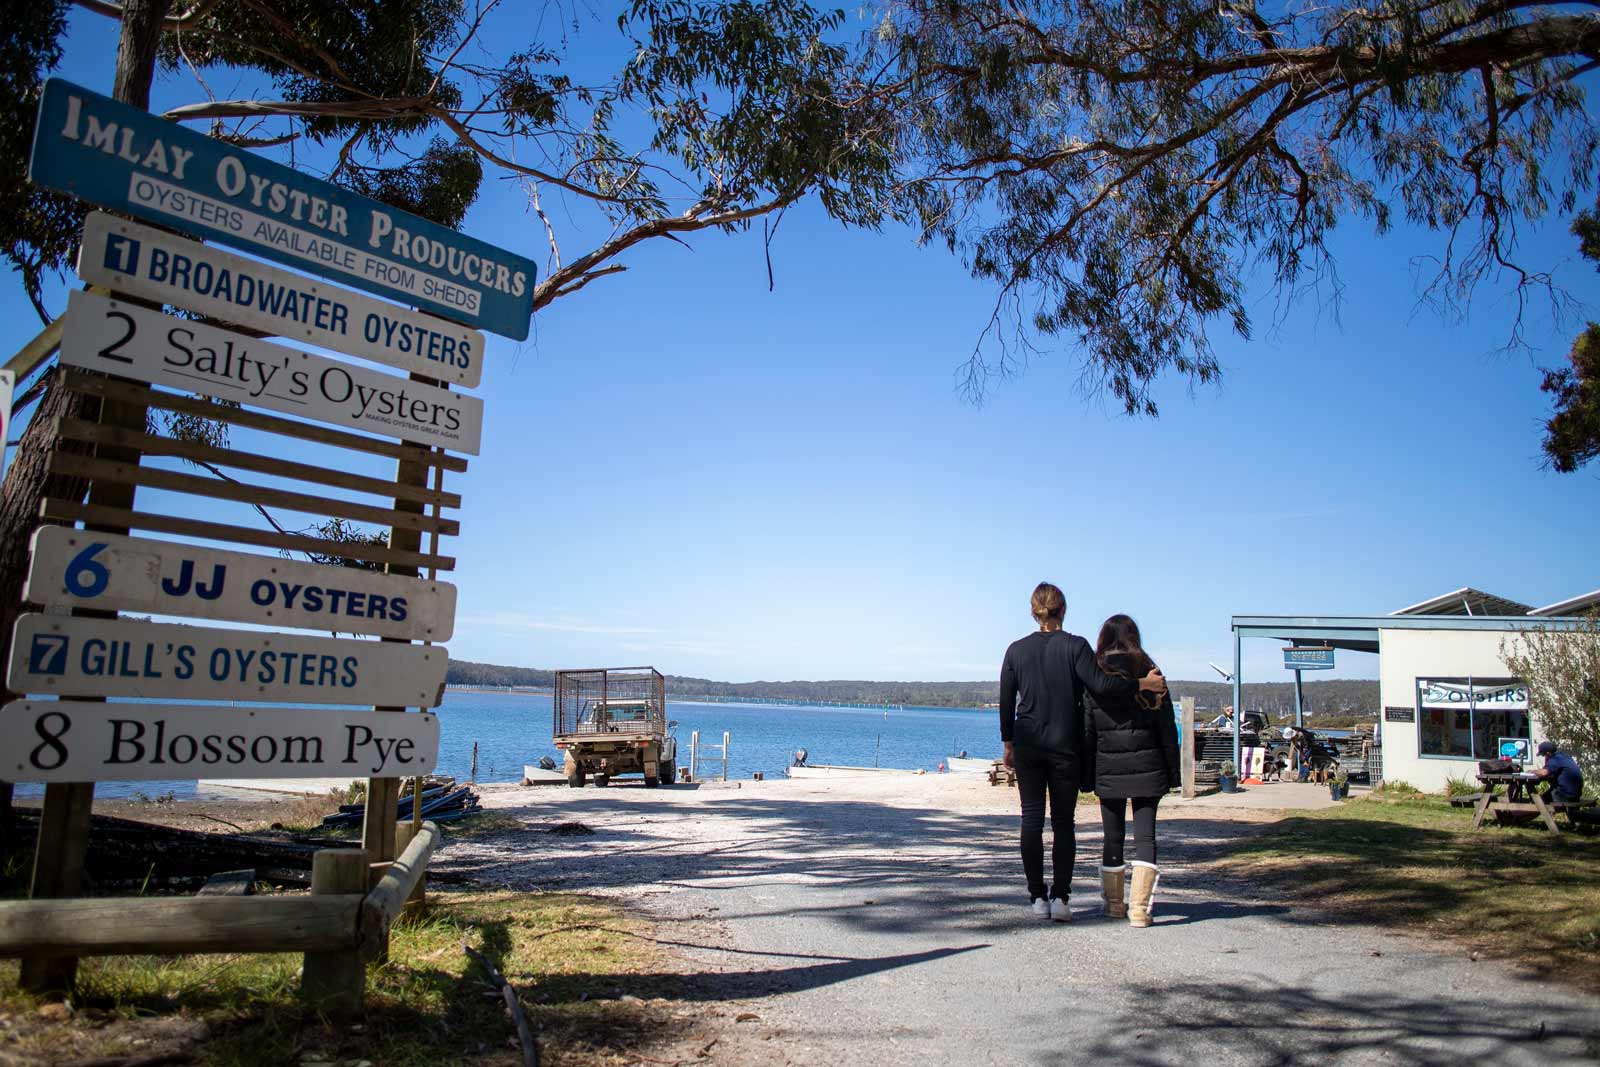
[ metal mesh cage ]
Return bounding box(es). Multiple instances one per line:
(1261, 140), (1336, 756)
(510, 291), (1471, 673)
(553, 667), (666, 738)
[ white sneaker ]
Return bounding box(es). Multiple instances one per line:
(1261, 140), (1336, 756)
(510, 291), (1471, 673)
(1030, 897), (1051, 919)
(1049, 897), (1072, 923)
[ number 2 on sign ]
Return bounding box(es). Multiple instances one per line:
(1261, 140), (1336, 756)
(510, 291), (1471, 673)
(97, 310), (136, 364)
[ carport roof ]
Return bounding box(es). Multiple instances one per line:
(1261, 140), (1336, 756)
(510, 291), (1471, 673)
(1390, 587), (1534, 617)
(1529, 589), (1600, 617)
(1230, 612), (1588, 654)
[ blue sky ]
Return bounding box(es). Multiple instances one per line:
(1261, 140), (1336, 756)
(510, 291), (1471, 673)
(6, 7), (1598, 686)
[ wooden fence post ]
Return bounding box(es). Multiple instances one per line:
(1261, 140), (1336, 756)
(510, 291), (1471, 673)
(1181, 697), (1196, 800)
(301, 849), (368, 1018)
(395, 821), (425, 911)
(360, 375), (445, 950)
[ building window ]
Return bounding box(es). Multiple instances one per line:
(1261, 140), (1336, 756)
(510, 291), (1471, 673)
(1416, 678), (1530, 760)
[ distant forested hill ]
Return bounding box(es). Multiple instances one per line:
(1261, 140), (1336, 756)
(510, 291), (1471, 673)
(446, 660), (1379, 712)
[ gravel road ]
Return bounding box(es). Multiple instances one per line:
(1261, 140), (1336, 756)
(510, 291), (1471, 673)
(436, 775), (1600, 1067)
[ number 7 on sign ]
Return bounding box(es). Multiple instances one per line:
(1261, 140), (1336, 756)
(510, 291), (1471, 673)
(27, 633), (69, 676)
(103, 233), (140, 275)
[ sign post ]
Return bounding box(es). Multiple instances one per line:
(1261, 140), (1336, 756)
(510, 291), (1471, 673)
(0, 369), (13, 478)
(9, 66), (515, 998)
(8, 614), (447, 707)
(24, 527), (458, 640)
(0, 702), (439, 783)
(77, 213), (486, 386)
(31, 80), (536, 339)
(1283, 646), (1335, 729)
(59, 292), (484, 454)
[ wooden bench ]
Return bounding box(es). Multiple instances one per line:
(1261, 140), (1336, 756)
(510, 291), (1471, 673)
(987, 760), (1016, 787)
(1473, 774), (1596, 835)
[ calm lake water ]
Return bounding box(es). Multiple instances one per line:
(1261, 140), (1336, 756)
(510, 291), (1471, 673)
(14, 690), (1005, 799)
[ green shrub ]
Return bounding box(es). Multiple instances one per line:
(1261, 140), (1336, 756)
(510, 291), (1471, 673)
(1444, 775), (1478, 797)
(1373, 779), (1419, 796)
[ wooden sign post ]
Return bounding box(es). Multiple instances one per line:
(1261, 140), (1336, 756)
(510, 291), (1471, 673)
(4, 73), (534, 998)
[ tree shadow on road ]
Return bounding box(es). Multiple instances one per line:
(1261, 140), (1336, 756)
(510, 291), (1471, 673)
(1035, 977), (1600, 1067)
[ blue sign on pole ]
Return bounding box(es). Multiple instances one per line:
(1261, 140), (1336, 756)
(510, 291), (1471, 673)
(29, 79), (537, 340)
(1283, 647), (1335, 671)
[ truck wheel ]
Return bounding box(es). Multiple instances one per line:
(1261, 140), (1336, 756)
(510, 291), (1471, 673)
(595, 772), (610, 788)
(644, 774), (660, 788)
(660, 758), (676, 785)
(568, 768), (585, 789)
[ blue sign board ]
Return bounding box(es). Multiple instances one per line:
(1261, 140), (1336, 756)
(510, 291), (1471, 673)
(1283, 647), (1335, 671)
(29, 79), (536, 340)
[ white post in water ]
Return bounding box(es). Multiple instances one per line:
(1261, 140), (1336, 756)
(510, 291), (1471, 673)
(721, 731), (730, 782)
(689, 730), (700, 781)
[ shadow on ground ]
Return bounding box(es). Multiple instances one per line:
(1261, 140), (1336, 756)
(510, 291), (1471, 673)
(1037, 978), (1600, 1067)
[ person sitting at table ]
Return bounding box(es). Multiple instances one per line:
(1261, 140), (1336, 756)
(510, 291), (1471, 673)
(1532, 741), (1585, 804)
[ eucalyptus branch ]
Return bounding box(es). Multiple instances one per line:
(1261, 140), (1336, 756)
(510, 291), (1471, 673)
(72, 0), (223, 31)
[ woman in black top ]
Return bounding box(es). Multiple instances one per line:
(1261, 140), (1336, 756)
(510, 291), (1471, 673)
(1083, 614), (1179, 928)
(1000, 585), (1165, 921)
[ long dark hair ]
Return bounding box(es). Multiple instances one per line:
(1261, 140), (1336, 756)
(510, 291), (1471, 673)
(1096, 614), (1148, 671)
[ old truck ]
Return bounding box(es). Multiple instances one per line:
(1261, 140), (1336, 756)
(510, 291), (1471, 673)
(553, 667), (675, 788)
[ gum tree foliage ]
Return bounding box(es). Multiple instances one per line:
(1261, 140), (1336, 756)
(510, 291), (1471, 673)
(2, 0), (898, 566)
(1539, 196), (1600, 471)
(875, 1), (1600, 412)
(1503, 618), (1600, 786)
(0, 0), (73, 323)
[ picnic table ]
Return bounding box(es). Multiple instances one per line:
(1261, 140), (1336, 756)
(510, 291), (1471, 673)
(1469, 772), (1595, 835)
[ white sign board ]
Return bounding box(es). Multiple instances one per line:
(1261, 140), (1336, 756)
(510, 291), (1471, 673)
(25, 528), (457, 641)
(0, 369), (12, 479)
(1418, 678), (1529, 710)
(9, 614), (446, 706)
(78, 213), (485, 388)
(0, 701), (438, 783)
(61, 290), (483, 454)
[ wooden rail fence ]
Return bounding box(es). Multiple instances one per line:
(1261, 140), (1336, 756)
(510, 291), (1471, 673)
(0, 820), (440, 1015)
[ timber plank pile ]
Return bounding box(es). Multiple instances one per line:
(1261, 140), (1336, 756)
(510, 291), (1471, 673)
(10, 808), (318, 890)
(323, 782), (481, 828)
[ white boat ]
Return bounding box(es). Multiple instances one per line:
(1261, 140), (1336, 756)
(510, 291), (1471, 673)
(785, 763), (922, 779)
(521, 764), (568, 784)
(199, 777), (358, 796)
(945, 756), (1000, 774)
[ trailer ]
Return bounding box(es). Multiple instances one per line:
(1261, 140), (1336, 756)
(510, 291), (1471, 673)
(553, 667), (675, 788)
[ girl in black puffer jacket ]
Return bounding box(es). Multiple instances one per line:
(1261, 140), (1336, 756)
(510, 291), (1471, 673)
(1084, 614), (1180, 928)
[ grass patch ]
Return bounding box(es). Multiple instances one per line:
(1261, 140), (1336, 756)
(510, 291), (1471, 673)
(0, 891), (698, 1067)
(1222, 793), (1600, 985)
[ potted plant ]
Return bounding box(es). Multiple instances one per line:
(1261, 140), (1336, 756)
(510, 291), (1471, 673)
(1329, 765), (1350, 801)
(1219, 761), (1238, 793)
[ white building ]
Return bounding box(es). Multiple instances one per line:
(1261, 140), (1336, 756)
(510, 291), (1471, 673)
(1231, 587), (1597, 792)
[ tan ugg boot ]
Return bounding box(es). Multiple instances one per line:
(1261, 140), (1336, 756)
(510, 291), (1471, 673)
(1128, 861), (1159, 928)
(1100, 865), (1127, 918)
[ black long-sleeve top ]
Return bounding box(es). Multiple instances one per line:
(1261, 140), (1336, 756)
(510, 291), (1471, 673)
(1000, 630), (1140, 758)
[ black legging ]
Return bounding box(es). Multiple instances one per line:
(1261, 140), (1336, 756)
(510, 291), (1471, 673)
(1012, 744), (1079, 900)
(1100, 796), (1160, 867)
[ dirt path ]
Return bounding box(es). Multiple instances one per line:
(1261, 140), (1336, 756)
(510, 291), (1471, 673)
(434, 775), (1600, 1066)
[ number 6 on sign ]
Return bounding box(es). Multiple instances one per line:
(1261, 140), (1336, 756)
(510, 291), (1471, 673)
(63, 542), (110, 598)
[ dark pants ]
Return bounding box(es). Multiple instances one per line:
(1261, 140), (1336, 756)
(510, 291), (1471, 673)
(1099, 796), (1160, 866)
(1013, 744), (1079, 900)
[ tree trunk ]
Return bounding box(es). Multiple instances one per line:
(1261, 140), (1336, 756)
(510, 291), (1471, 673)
(112, 0), (169, 110)
(6, 0), (171, 994)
